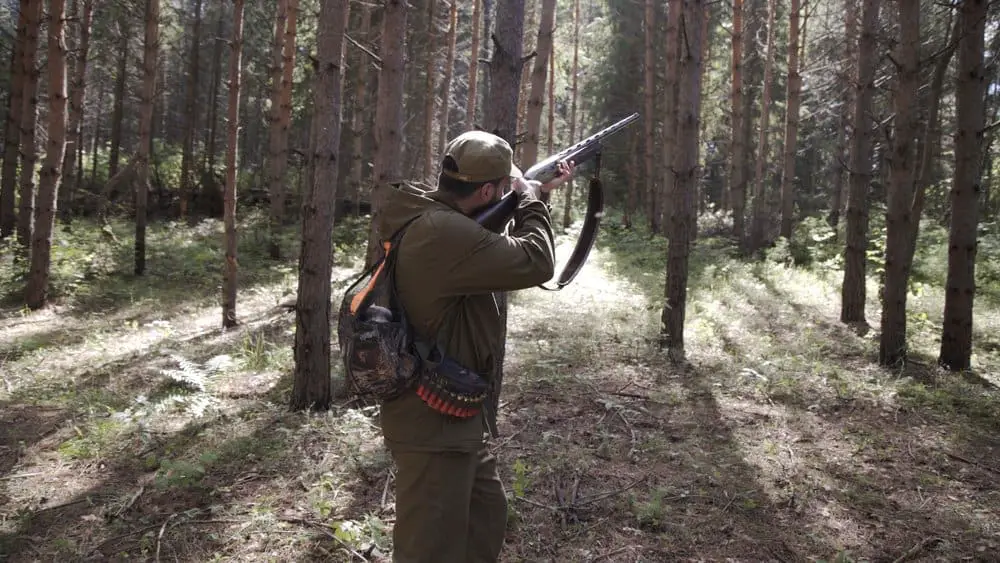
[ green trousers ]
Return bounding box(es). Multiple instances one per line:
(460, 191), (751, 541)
(389, 446), (508, 562)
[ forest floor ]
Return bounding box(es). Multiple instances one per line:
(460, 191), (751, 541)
(1, 213), (999, 562)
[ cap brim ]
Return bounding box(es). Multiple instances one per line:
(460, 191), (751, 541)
(509, 163), (523, 178)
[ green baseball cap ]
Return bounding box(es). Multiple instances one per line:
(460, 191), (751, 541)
(440, 130), (523, 183)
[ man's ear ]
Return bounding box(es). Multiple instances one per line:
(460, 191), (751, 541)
(478, 182), (494, 200)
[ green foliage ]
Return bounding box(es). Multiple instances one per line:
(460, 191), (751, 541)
(510, 458), (531, 499)
(629, 487), (672, 531)
(154, 453), (218, 489)
(57, 418), (130, 460)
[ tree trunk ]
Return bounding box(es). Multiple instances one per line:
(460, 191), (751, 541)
(61, 0), (93, 221)
(748, 0), (776, 252)
(662, 0), (705, 362)
(561, 0), (579, 230)
(484, 0), (525, 143)
(1, 0), (32, 240)
(292, 0), (348, 411)
(521, 0), (556, 172)
(180, 0), (204, 219)
(266, 0), (291, 255)
(365, 0), (407, 268)
(779, 0), (803, 239)
(134, 0), (159, 276)
(349, 4), (371, 210)
(109, 14), (129, 179)
(905, 12), (960, 273)
(16, 0), (43, 251)
(436, 1), (459, 164)
(939, 0), (986, 371)
(642, 0), (657, 228)
(422, 0), (439, 182)
(547, 40), (555, 156)
(840, 0), (880, 324)
(726, 0), (743, 224)
(829, 0), (858, 230)
(659, 0), (682, 235)
(25, 0), (68, 309)
(878, 0), (919, 366)
(222, 0), (245, 328)
(204, 10), (225, 175)
(467, 0), (482, 128)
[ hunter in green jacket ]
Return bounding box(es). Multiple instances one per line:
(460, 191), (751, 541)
(375, 130), (575, 562)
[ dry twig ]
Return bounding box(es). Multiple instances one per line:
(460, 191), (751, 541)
(891, 537), (942, 563)
(154, 512), (178, 562)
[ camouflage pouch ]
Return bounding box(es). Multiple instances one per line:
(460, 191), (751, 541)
(336, 219), (421, 404)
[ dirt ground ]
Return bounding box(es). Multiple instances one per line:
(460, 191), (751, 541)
(1, 231), (999, 562)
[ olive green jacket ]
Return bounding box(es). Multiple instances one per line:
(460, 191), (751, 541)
(375, 182), (555, 453)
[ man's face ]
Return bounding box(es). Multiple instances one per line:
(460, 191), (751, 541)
(468, 177), (509, 216)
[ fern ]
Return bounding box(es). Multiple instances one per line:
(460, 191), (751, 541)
(161, 353), (230, 392)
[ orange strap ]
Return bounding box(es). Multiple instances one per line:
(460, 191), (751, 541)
(350, 241), (392, 315)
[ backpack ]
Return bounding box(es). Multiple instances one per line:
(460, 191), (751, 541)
(336, 217), (490, 418)
(336, 219), (422, 403)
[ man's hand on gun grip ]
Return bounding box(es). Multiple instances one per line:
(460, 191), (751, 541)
(540, 160), (576, 192)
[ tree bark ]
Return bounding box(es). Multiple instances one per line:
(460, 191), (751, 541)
(266, 0), (291, 255)
(939, 0), (986, 371)
(16, 0), (43, 251)
(365, 0), (407, 268)
(840, 0), (880, 324)
(134, 0), (159, 276)
(268, 0), (299, 258)
(726, 0), (743, 225)
(779, 0), (804, 240)
(204, 9), (225, 175)
(467, 0), (482, 128)
(748, 0), (776, 252)
(642, 0), (657, 228)
(561, 0), (579, 230)
(905, 12), (960, 274)
(61, 0), (94, 221)
(878, 0), (919, 366)
(422, 0), (439, 182)
(25, 0), (68, 309)
(521, 0), (556, 173)
(436, 1), (459, 165)
(222, 0), (245, 328)
(291, 0), (348, 411)
(179, 0), (203, 219)
(829, 0), (858, 230)
(484, 0), (526, 143)
(1, 0), (32, 240)
(662, 0), (705, 361)
(659, 0), (682, 235)
(109, 13), (129, 179)
(349, 3), (371, 210)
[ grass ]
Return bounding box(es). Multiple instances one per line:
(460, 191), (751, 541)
(1, 210), (999, 561)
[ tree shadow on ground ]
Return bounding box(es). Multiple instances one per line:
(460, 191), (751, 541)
(0, 386), (395, 562)
(0, 298), (394, 561)
(588, 229), (1000, 560)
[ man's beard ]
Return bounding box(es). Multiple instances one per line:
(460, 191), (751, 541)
(469, 191), (503, 218)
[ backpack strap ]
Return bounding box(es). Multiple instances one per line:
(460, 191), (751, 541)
(348, 216), (422, 316)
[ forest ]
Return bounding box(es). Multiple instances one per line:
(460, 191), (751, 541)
(1, 0), (999, 560)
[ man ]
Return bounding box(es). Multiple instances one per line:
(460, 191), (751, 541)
(375, 130), (575, 562)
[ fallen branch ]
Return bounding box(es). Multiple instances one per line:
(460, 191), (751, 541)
(892, 537), (942, 563)
(0, 472), (44, 481)
(615, 408), (639, 459)
(155, 513), (178, 563)
(278, 517), (370, 561)
(941, 449), (1000, 476)
(574, 475), (647, 507)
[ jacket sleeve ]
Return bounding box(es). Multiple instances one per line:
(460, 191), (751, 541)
(431, 193), (556, 295)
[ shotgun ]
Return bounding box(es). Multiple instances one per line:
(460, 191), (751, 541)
(474, 112), (640, 232)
